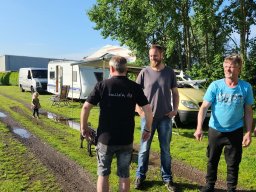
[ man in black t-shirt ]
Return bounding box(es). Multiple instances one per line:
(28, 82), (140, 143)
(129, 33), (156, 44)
(80, 56), (153, 192)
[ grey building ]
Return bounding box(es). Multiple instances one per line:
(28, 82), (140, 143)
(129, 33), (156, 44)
(0, 55), (57, 72)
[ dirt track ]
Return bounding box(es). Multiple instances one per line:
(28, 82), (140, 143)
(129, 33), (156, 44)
(0, 108), (96, 192)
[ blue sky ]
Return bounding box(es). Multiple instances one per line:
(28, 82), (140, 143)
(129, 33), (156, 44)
(0, 1), (255, 60)
(0, 0), (119, 60)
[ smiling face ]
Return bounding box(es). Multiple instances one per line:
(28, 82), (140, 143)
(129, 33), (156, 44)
(223, 60), (240, 80)
(149, 48), (163, 68)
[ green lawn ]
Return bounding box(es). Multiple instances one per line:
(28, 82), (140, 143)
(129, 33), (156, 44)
(0, 122), (61, 192)
(0, 86), (256, 191)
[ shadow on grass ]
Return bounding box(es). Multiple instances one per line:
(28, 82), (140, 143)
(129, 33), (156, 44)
(135, 180), (165, 191)
(133, 180), (255, 192)
(176, 183), (248, 192)
(175, 182), (199, 191)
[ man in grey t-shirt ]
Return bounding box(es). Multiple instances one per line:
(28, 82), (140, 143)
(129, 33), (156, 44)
(135, 44), (179, 191)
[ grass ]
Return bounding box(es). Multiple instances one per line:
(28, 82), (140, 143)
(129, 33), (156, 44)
(0, 122), (61, 192)
(0, 86), (256, 191)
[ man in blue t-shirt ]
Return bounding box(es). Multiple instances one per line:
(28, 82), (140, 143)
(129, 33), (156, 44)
(194, 54), (254, 192)
(80, 56), (153, 192)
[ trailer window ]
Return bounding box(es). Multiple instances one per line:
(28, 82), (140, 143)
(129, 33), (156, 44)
(94, 72), (103, 82)
(50, 71), (55, 79)
(72, 71), (77, 82)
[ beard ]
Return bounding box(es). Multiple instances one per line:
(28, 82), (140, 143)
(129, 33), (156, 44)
(150, 60), (161, 67)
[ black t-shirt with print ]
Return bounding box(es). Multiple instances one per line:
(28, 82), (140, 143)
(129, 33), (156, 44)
(87, 76), (148, 145)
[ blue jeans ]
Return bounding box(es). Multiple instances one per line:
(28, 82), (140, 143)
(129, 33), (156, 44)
(136, 116), (173, 182)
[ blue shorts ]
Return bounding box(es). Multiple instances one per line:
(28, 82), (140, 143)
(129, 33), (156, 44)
(96, 142), (133, 178)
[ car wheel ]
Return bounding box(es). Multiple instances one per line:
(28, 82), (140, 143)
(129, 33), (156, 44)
(31, 87), (35, 93)
(20, 85), (25, 92)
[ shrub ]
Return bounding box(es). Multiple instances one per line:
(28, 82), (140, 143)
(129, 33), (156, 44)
(0, 72), (19, 86)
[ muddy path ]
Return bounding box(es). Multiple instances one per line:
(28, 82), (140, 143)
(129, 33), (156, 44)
(0, 92), (250, 191)
(0, 108), (96, 192)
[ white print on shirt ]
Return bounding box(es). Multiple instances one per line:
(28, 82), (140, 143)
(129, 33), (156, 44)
(217, 93), (243, 104)
(109, 92), (133, 98)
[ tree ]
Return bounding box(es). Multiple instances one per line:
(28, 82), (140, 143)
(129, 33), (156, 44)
(87, 0), (256, 85)
(191, 0), (227, 65)
(88, 0), (184, 67)
(222, 0), (256, 62)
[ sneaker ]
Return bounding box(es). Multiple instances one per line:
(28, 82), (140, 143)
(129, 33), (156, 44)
(164, 181), (176, 192)
(32, 115), (35, 118)
(134, 177), (144, 189)
(201, 184), (214, 192)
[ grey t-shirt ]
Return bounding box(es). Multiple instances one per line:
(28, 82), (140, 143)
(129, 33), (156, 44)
(136, 66), (177, 119)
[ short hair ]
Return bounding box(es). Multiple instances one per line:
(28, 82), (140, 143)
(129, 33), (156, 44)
(150, 44), (164, 54)
(109, 56), (127, 73)
(224, 54), (243, 68)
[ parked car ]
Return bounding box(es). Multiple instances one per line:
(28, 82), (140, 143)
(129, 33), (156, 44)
(175, 70), (210, 124)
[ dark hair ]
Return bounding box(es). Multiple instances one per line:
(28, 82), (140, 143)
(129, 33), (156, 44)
(109, 56), (127, 73)
(150, 44), (164, 53)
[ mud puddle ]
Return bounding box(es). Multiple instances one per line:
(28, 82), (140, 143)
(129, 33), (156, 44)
(13, 127), (31, 138)
(0, 111), (7, 118)
(0, 111), (32, 139)
(42, 112), (80, 131)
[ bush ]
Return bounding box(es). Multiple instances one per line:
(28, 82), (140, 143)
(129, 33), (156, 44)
(0, 72), (19, 86)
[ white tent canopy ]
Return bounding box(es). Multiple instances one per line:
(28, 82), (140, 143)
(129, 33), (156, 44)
(84, 45), (136, 63)
(71, 45), (136, 68)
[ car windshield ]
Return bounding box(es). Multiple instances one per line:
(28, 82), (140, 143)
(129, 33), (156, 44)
(31, 70), (48, 78)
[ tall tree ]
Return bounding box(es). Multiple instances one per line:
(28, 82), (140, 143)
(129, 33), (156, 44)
(222, 0), (256, 62)
(87, 0), (255, 80)
(88, 0), (183, 67)
(191, 0), (227, 65)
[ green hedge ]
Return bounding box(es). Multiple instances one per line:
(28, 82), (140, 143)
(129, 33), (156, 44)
(0, 72), (18, 86)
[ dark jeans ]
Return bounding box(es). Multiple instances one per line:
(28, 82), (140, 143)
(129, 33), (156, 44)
(206, 127), (243, 188)
(33, 108), (39, 117)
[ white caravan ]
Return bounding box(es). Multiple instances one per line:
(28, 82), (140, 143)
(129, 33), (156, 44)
(47, 59), (110, 99)
(19, 67), (48, 92)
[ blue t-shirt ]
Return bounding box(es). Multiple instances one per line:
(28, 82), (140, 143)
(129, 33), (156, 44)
(204, 79), (254, 132)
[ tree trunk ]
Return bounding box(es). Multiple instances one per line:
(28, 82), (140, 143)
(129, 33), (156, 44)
(239, 0), (247, 64)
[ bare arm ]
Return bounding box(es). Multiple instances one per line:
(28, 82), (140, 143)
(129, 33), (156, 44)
(136, 104), (145, 117)
(166, 87), (179, 118)
(80, 101), (94, 138)
(194, 101), (211, 141)
(242, 104), (253, 147)
(141, 104), (153, 141)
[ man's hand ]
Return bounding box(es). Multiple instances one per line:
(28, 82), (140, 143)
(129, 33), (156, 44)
(165, 110), (177, 119)
(194, 129), (204, 141)
(81, 126), (90, 138)
(242, 132), (251, 147)
(142, 129), (151, 141)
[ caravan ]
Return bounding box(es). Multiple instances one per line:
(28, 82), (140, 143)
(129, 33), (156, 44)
(47, 59), (109, 99)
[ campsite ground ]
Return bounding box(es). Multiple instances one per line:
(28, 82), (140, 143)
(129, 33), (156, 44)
(0, 86), (255, 191)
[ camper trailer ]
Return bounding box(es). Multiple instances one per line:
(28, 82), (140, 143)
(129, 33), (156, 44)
(47, 60), (110, 99)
